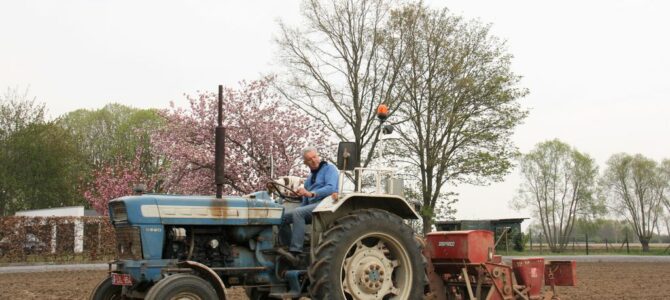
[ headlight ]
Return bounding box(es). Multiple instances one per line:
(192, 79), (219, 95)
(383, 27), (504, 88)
(110, 201), (128, 223)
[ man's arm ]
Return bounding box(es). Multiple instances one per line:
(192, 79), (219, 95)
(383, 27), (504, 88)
(308, 164), (339, 201)
(299, 175), (312, 206)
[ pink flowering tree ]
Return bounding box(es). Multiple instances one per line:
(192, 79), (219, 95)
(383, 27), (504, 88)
(83, 151), (160, 215)
(153, 76), (331, 195)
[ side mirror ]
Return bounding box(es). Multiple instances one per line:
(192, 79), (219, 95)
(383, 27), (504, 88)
(337, 142), (360, 171)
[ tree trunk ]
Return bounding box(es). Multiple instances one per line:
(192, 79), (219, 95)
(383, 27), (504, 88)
(422, 215), (432, 235)
(640, 238), (651, 252)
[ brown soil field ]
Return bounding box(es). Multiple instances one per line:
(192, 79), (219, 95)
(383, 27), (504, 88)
(0, 262), (668, 299)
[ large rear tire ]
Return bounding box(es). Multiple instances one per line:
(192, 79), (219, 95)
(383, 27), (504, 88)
(144, 274), (218, 300)
(308, 209), (425, 299)
(89, 276), (122, 300)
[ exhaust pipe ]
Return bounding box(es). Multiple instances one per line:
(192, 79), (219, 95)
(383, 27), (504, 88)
(215, 85), (225, 198)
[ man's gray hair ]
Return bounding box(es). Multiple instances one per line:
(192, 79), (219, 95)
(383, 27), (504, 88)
(302, 147), (318, 156)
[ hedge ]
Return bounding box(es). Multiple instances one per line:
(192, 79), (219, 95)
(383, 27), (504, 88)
(0, 216), (116, 263)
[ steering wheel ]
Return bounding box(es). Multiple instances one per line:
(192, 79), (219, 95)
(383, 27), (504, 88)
(266, 181), (303, 203)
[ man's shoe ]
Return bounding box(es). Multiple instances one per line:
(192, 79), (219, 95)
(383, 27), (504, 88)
(276, 248), (300, 265)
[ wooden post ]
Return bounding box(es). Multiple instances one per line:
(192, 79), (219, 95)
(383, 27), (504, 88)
(586, 233), (589, 255)
(505, 230), (509, 255)
(625, 231), (630, 254)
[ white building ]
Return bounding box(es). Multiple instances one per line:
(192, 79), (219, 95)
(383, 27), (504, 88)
(15, 206), (100, 253)
(15, 206), (100, 217)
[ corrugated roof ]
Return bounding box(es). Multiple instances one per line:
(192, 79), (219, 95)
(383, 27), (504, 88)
(435, 218), (529, 224)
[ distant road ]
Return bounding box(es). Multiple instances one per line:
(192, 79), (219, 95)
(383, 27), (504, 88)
(503, 255), (670, 263)
(0, 263), (107, 274)
(2, 255), (669, 274)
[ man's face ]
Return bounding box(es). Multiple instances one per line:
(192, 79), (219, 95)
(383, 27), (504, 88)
(303, 150), (321, 170)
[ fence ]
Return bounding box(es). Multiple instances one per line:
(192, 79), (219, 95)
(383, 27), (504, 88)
(527, 230), (670, 254)
(0, 216), (116, 263)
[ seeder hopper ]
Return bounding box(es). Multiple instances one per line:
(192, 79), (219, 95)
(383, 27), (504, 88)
(423, 230), (576, 300)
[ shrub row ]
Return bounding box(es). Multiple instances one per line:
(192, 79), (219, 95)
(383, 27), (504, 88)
(0, 216), (116, 263)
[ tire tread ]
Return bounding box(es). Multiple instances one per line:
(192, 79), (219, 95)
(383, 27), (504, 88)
(307, 208), (425, 299)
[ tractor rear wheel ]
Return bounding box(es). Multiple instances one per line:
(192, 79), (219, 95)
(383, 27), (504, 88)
(89, 276), (122, 300)
(308, 208), (425, 299)
(144, 274), (218, 300)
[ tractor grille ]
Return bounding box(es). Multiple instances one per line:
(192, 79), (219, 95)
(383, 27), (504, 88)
(115, 226), (143, 260)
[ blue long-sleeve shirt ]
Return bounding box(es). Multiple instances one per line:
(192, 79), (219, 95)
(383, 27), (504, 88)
(302, 161), (339, 205)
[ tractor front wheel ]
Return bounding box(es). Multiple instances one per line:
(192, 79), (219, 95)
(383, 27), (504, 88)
(308, 208), (425, 299)
(89, 276), (122, 300)
(144, 274), (218, 300)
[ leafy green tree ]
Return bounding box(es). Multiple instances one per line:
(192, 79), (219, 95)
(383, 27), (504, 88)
(661, 159), (670, 214)
(514, 140), (601, 252)
(600, 153), (667, 252)
(0, 123), (87, 215)
(403, 180), (457, 235)
(574, 218), (602, 240)
(389, 4), (527, 234)
(513, 230), (526, 252)
(661, 212), (670, 243)
(569, 218), (633, 244)
(0, 86), (46, 141)
(0, 86), (47, 216)
(57, 103), (165, 174)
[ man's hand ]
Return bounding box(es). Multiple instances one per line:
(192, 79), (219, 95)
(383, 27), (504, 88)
(296, 187), (314, 198)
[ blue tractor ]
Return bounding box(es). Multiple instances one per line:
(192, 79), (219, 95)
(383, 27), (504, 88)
(89, 87), (424, 300)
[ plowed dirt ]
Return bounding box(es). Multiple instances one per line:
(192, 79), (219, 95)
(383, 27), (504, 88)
(0, 262), (668, 299)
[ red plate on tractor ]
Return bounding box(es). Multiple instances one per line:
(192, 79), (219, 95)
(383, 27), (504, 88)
(111, 273), (133, 286)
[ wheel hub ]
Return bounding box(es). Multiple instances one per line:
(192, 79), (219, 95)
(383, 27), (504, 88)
(343, 241), (398, 299)
(357, 262), (386, 293)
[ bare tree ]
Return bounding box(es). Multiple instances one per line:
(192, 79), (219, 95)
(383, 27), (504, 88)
(276, 0), (403, 167)
(389, 4), (527, 234)
(514, 140), (600, 252)
(601, 153), (667, 252)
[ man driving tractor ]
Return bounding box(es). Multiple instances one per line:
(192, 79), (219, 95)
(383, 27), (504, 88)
(278, 147), (339, 257)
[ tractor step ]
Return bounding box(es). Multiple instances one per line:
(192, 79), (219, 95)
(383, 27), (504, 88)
(269, 270), (307, 299)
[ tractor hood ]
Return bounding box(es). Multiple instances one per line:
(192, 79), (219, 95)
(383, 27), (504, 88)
(108, 192), (284, 226)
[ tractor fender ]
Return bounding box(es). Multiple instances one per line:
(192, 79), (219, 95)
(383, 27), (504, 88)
(313, 193), (420, 219)
(177, 260), (227, 300)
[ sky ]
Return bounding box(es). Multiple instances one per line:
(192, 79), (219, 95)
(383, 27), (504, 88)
(1, 1), (668, 224)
